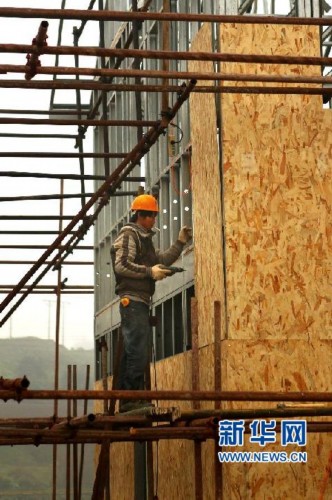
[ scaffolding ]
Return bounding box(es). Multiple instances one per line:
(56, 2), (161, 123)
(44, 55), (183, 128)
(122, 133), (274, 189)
(0, 1), (332, 498)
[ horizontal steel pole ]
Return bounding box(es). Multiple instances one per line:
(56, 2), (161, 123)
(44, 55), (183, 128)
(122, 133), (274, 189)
(1, 63), (332, 85)
(0, 116), (155, 126)
(0, 260), (92, 265)
(0, 171), (145, 182)
(179, 406), (332, 421)
(0, 427), (215, 441)
(0, 80), (330, 95)
(0, 230), (77, 235)
(1, 43), (331, 67)
(0, 215), (79, 220)
(0, 152), (126, 158)
(0, 192), (136, 202)
(0, 291), (93, 294)
(0, 245), (92, 249)
(0, 417), (58, 427)
(0, 133), (77, 139)
(1, 389), (332, 402)
(0, 107), (91, 115)
(0, 8), (331, 26)
(0, 423), (331, 446)
(0, 285), (93, 289)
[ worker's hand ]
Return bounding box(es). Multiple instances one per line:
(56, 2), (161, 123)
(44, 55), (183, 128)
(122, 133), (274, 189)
(178, 226), (192, 244)
(151, 264), (172, 281)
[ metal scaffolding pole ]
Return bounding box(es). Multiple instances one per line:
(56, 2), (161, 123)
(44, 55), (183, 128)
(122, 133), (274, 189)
(0, 8), (331, 25)
(0, 152), (126, 158)
(0, 116), (155, 126)
(0, 260), (92, 265)
(0, 107), (91, 115)
(0, 79), (330, 95)
(1, 389), (332, 402)
(1, 44), (331, 66)
(0, 172), (144, 181)
(2, 64), (332, 85)
(0, 192), (136, 202)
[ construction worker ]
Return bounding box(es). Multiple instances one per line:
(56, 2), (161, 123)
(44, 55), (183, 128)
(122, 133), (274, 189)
(111, 194), (192, 412)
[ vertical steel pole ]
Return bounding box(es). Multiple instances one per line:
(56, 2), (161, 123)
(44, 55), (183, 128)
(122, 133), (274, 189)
(66, 365), (72, 500)
(78, 364), (90, 499)
(53, 178), (64, 500)
(73, 365), (79, 500)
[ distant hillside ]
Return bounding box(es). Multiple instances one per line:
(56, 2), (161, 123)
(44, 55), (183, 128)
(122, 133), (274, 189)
(0, 337), (96, 499)
(0, 336), (94, 389)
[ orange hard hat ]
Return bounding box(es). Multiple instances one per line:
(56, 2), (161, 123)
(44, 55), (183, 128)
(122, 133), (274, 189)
(131, 194), (159, 212)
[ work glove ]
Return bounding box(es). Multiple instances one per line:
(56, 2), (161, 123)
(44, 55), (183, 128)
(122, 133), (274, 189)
(178, 226), (192, 244)
(151, 264), (172, 281)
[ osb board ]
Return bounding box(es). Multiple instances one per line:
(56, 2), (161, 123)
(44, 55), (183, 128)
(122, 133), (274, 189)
(218, 339), (332, 499)
(109, 443), (135, 500)
(94, 379), (135, 500)
(189, 23), (226, 348)
(219, 23), (332, 340)
(151, 352), (195, 499)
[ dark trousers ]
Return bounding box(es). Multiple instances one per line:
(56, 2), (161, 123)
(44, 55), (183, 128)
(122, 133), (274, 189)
(117, 300), (151, 394)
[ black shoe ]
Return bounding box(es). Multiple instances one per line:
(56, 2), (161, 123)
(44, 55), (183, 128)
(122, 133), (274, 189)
(119, 400), (154, 413)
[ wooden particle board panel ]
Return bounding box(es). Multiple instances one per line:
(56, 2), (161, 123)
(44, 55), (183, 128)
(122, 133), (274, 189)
(219, 23), (332, 341)
(94, 379), (135, 499)
(189, 23), (226, 349)
(109, 443), (135, 500)
(219, 338), (332, 499)
(151, 352), (195, 499)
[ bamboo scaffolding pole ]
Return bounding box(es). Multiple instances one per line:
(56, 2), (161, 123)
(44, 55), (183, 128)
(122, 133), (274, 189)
(0, 8), (332, 26)
(1, 389), (332, 402)
(0, 116), (155, 126)
(1, 43), (332, 67)
(0, 80), (330, 96)
(2, 63), (332, 85)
